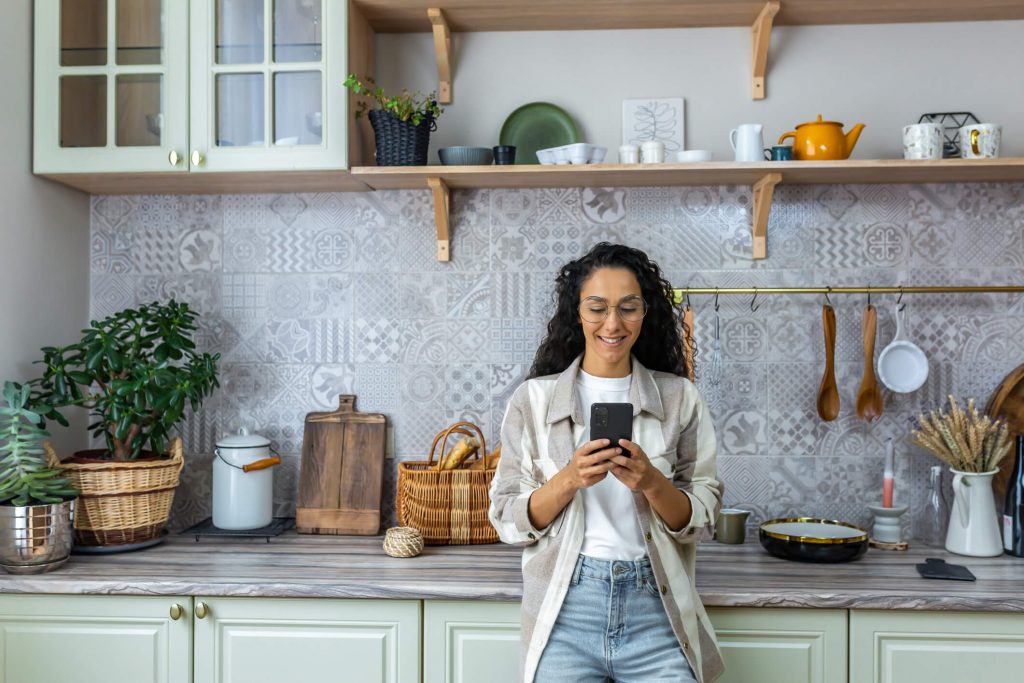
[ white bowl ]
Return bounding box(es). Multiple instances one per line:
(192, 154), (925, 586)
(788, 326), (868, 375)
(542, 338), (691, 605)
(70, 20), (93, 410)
(673, 149), (713, 162)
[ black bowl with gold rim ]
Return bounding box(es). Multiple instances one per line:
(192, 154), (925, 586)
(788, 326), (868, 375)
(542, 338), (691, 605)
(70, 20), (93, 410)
(759, 517), (869, 563)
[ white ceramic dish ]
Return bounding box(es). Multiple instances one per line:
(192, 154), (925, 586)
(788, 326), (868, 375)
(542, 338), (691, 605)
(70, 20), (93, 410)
(537, 143), (607, 165)
(672, 149), (713, 162)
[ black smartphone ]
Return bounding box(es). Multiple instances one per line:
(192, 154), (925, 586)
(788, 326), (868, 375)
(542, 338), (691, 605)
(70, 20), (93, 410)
(589, 403), (633, 455)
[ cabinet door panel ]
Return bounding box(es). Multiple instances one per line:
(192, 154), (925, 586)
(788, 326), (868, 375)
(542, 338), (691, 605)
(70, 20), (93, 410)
(190, 0), (347, 172)
(708, 608), (847, 683)
(850, 610), (1024, 683)
(194, 597), (419, 683)
(424, 601), (521, 683)
(0, 594), (191, 683)
(35, 0), (189, 173)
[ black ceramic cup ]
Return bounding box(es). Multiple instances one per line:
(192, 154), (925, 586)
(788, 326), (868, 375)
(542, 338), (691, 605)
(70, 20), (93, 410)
(493, 145), (516, 165)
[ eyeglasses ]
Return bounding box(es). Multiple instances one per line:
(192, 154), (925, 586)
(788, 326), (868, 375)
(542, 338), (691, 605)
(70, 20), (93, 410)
(578, 296), (647, 324)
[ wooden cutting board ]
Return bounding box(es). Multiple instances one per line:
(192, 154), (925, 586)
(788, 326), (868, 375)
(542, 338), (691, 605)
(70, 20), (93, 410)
(297, 395), (387, 535)
(986, 363), (1024, 501)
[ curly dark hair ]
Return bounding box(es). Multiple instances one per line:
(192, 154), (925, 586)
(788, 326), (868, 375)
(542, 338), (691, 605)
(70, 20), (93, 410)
(528, 243), (686, 378)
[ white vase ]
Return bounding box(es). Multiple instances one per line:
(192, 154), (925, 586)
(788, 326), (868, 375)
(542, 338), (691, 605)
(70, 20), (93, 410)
(945, 469), (1003, 557)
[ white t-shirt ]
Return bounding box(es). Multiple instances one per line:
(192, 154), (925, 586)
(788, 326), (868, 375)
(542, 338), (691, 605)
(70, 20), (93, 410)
(575, 370), (647, 560)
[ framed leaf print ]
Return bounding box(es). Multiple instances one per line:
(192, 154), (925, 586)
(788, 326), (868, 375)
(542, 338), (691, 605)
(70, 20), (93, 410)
(622, 98), (685, 152)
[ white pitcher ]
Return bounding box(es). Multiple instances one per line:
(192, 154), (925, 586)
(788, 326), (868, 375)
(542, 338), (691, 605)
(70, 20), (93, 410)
(945, 469), (1003, 557)
(730, 124), (764, 162)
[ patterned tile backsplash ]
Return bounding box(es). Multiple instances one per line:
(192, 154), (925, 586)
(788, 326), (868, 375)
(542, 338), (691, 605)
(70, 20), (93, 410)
(90, 183), (1024, 538)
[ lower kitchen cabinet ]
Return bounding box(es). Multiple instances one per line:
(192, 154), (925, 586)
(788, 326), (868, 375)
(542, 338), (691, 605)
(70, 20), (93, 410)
(0, 593), (191, 683)
(193, 597), (420, 683)
(423, 601), (521, 683)
(849, 610), (1024, 683)
(708, 607), (847, 683)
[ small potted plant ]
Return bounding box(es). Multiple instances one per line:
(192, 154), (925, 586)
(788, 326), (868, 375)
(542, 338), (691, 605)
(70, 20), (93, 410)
(0, 381), (78, 573)
(344, 74), (443, 166)
(28, 300), (219, 549)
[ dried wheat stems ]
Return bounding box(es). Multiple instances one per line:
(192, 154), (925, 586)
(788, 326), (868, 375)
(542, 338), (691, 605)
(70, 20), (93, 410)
(911, 395), (1011, 473)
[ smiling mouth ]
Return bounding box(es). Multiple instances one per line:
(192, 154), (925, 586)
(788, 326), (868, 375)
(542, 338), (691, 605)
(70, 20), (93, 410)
(597, 335), (627, 346)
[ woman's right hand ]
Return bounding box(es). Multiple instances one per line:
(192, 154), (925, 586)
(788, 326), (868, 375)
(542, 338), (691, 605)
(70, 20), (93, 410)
(561, 439), (621, 491)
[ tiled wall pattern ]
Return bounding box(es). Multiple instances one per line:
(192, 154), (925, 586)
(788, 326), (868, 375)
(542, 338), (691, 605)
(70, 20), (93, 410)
(89, 182), (1024, 539)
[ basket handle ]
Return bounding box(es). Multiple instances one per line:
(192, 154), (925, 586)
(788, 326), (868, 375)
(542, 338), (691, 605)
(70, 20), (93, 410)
(427, 421), (487, 470)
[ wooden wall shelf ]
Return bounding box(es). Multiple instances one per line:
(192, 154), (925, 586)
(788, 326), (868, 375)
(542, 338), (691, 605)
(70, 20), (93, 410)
(41, 170), (371, 195)
(352, 158), (1024, 261)
(352, 0), (1024, 33)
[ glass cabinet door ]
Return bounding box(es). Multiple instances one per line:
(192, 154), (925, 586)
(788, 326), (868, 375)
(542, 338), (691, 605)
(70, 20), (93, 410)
(190, 0), (347, 172)
(34, 0), (189, 173)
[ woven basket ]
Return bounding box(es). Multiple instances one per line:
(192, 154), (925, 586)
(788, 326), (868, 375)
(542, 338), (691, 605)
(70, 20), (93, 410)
(397, 422), (499, 545)
(368, 109), (434, 166)
(46, 437), (184, 547)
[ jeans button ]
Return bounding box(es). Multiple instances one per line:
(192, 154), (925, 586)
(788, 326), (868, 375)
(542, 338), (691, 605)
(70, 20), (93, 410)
(613, 566), (627, 575)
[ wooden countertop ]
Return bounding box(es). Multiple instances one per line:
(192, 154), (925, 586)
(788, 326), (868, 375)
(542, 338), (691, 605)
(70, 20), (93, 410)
(1, 532), (1023, 612)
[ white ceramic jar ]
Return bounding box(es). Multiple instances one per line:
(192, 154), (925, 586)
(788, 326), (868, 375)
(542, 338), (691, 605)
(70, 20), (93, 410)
(213, 429), (280, 530)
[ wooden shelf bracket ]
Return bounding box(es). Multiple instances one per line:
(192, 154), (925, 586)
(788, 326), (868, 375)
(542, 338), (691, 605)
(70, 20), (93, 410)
(751, 1), (780, 100)
(751, 172), (781, 259)
(427, 176), (451, 261)
(428, 8), (452, 104)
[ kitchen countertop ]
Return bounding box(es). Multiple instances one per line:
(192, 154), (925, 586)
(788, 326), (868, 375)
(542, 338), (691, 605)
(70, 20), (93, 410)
(1, 532), (1023, 612)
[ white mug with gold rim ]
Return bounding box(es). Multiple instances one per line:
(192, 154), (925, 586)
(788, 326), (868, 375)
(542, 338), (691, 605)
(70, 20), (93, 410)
(958, 123), (1001, 159)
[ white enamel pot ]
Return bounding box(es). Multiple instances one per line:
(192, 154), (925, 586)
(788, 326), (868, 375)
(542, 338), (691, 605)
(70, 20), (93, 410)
(213, 429), (281, 530)
(877, 304), (928, 393)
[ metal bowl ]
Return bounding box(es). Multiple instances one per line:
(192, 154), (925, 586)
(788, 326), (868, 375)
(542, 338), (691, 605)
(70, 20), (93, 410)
(0, 501), (75, 574)
(759, 517), (868, 563)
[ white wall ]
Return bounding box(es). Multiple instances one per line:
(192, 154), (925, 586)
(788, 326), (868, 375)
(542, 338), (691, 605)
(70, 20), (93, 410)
(0, 3), (89, 453)
(376, 20), (1024, 161)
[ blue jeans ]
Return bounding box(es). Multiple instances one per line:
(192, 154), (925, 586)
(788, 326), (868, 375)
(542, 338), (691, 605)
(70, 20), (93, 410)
(534, 554), (698, 682)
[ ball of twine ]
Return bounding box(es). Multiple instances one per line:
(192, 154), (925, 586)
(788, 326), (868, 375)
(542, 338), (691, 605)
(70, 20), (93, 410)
(383, 526), (424, 558)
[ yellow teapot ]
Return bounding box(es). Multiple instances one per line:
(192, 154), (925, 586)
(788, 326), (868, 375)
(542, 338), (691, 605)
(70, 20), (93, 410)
(778, 115), (865, 160)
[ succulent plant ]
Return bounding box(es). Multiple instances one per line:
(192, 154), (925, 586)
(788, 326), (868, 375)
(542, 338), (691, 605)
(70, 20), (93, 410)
(0, 381), (78, 506)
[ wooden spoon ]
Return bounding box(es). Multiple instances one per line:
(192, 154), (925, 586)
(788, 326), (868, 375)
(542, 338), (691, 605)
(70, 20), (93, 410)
(855, 305), (884, 422)
(816, 304), (840, 421)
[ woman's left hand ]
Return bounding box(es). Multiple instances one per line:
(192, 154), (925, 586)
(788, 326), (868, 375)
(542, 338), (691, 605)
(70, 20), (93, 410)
(609, 440), (664, 493)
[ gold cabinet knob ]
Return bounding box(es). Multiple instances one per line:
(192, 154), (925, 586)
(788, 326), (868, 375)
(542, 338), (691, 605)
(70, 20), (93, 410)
(195, 601), (209, 619)
(168, 150), (181, 166)
(191, 150), (205, 167)
(169, 603), (184, 620)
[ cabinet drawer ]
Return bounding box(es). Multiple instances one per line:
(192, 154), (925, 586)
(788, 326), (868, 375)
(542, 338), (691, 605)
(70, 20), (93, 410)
(424, 601), (521, 683)
(193, 597), (420, 683)
(0, 593), (191, 683)
(709, 607), (847, 683)
(850, 610), (1024, 683)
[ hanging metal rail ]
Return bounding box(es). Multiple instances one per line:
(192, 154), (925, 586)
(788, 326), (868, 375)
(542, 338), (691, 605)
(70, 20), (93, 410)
(673, 285), (1024, 299)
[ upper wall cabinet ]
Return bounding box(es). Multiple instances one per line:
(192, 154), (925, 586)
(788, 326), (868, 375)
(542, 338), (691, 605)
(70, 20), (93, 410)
(34, 0), (347, 176)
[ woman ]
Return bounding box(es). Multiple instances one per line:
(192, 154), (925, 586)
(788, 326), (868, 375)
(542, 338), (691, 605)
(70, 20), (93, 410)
(488, 243), (723, 683)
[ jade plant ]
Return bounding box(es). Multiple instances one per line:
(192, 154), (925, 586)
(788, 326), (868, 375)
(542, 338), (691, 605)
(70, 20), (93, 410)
(0, 382), (78, 506)
(28, 300), (220, 461)
(343, 73), (443, 126)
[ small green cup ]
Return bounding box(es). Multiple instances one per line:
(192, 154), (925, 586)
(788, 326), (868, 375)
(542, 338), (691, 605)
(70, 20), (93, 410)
(715, 509), (751, 544)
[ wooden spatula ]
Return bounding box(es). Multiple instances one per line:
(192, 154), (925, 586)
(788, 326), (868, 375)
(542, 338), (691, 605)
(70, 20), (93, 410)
(855, 305), (883, 422)
(816, 304), (840, 421)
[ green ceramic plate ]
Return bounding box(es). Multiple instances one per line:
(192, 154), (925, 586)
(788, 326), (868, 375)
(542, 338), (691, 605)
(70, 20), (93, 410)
(499, 102), (580, 165)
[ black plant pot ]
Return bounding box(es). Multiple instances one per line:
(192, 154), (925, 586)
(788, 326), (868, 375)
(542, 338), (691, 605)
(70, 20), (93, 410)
(368, 109), (435, 166)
